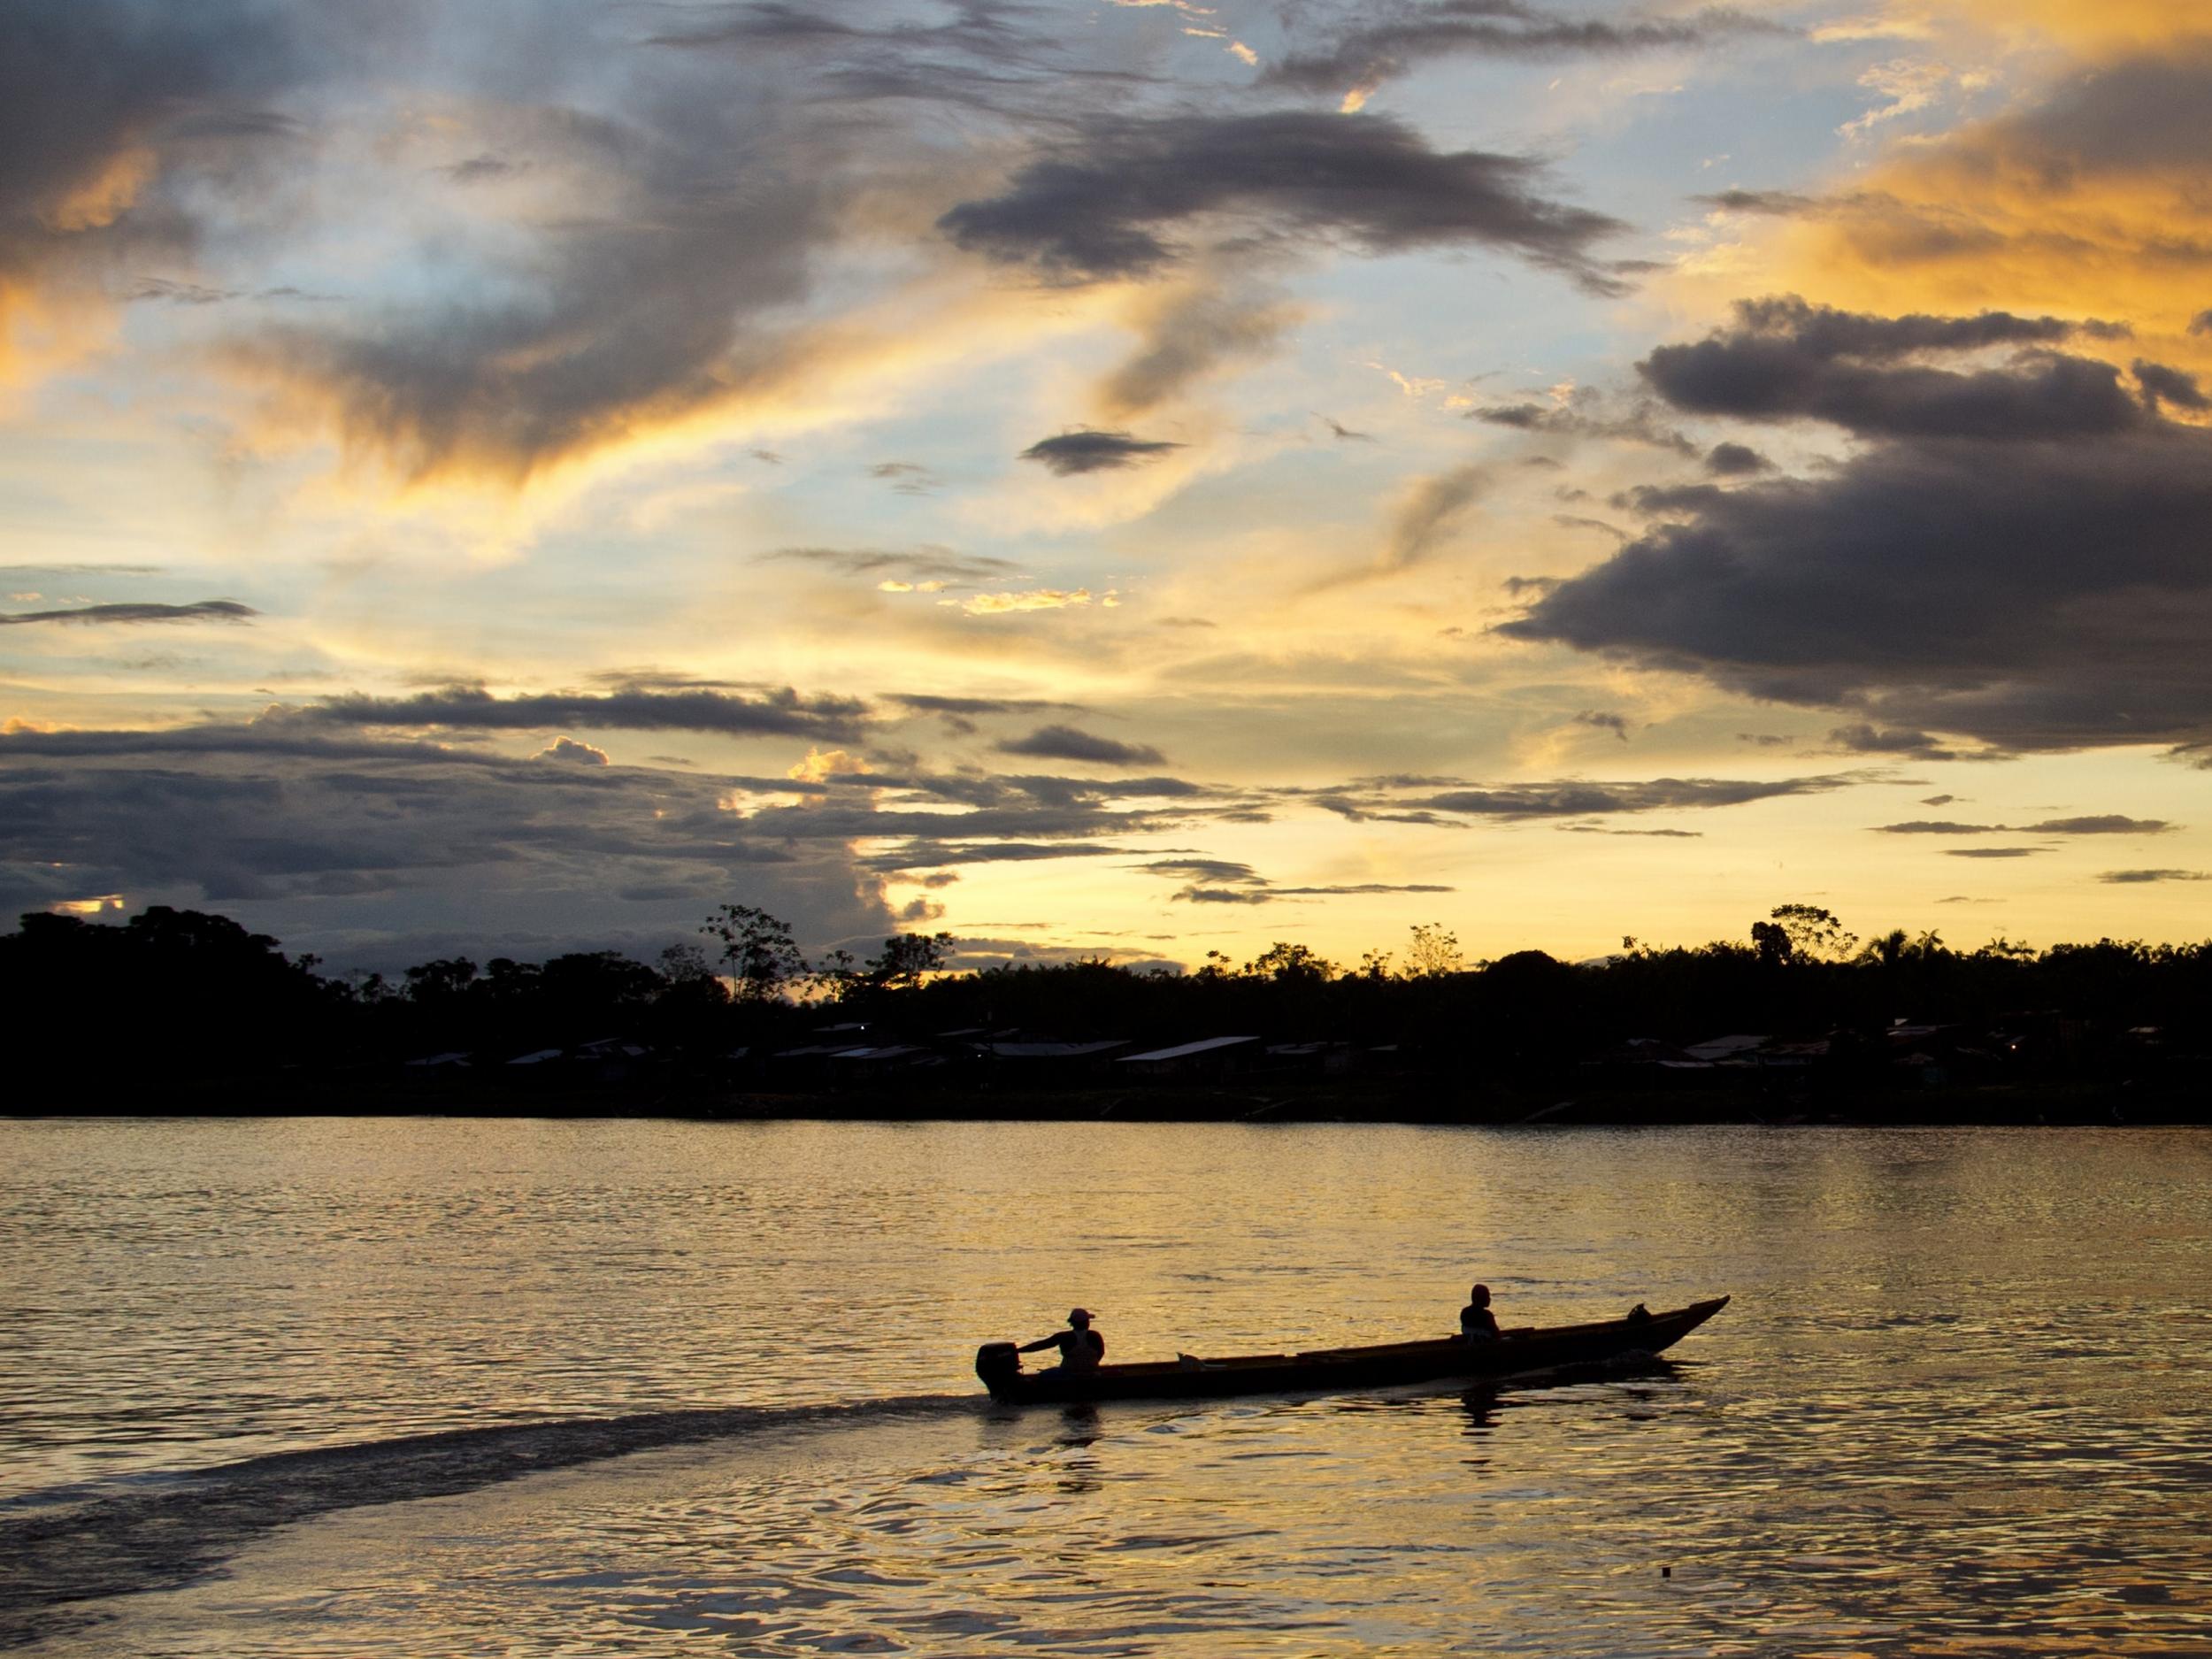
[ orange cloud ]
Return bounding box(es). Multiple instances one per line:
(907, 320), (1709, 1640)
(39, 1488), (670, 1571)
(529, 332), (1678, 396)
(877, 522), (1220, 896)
(1718, 32), (2212, 373)
(1944, 0), (2207, 55)
(949, 588), (1120, 616)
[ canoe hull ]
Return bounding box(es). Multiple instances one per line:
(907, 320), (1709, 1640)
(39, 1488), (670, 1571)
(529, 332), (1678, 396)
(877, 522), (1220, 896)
(978, 1295), (1729, 1405)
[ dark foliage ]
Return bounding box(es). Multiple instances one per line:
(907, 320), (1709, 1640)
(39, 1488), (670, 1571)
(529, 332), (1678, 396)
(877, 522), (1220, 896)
(5, 903), (2209, 1107)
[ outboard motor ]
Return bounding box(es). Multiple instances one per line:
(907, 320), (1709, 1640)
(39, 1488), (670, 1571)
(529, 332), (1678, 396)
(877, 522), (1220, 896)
(975, 1341), (1023, 1397)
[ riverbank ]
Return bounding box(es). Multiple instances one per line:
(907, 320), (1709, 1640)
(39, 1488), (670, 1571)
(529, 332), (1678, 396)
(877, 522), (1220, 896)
(27, 1071), (2200, 1124)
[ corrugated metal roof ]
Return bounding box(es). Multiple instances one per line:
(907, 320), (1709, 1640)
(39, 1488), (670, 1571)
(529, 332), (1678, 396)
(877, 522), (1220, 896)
(1119, 1034), (1261, 1063)
(1683, 1033), (1770, 1061)
(986, 1041), (1128, 1058)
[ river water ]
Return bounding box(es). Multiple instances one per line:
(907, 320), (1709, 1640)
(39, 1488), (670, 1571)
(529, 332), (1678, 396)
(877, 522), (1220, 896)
(2, 1118), (2208, 1655)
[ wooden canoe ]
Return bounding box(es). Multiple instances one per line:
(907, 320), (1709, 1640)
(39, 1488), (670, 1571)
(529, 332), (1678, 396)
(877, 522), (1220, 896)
(975, 1294), (1730, 1404)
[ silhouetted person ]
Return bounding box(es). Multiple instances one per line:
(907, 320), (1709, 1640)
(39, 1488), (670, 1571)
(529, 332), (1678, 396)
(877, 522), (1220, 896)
(1019, 1308), (1104, 1372)
(1461, 1283), (1500, 1341)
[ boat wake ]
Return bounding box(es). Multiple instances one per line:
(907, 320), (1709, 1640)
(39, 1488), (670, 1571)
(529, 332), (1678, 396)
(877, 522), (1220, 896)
(0, 1393), (980, 1649)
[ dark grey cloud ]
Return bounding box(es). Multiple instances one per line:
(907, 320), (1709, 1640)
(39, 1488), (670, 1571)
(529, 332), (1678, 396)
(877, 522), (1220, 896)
(859, 841), (1133, 872)
(1691, 188), (1817, 216)
(764, 546), (1020, 587)
(1828, 723), (1976, 761)
(1945, 847), (2044, 858)
(294, 684), (869, 740)
(1174, 885), (1273, 903)
(1274, 882), (1455, 895)
(1704, 441), (1770, 475)
(1309, 795), (1448, 826)
(218, 4), (1026, 481)
(814, 767), (1217, 812)
(887, 693), (1080, 718)
(2191, 311), (2212, 337)
(2025, 815), (2174, 835)
(1554, 513), (1628, 541)
(1321, 415), (1376, 442)
(1261, 4), (1781, 104)
(640, 0), (1092, 105)
(0, 1), (312, 315)
(1018, 429), (1184, 475)
(1471, 397), (1698, 454)
(1558, 825), (1701, 836)
(0, 735), (887, 967)
(1413, 773), (1855, 818)
(0, 600), (256, 626)
(644, 5), (876, 49)
(1502, 418), (2212, 750)
(1710, 295), (2095, 358)
(2099, 868), (2208, 883)
(939, 110), (1629, 294)
(1142, 845), (1470, 900)
(1574, 710), (1630, 740)
(4, 716), (1239, 933)
(1136, 858), (1261, 884)
(253, 119), (841, 476)
(0, 724), (511, 765)
(996, 724), (1166, 766)
(2133, 359), (2208, 411)
(1638, 296), (2141, 440)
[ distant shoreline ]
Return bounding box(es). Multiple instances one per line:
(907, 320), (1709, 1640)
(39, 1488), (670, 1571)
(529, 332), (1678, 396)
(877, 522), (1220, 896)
(18, 1076), (2201, 1125)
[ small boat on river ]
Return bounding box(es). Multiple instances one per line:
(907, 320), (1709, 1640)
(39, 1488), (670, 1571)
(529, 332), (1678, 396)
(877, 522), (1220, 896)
(975, 1294), (1730, 1405)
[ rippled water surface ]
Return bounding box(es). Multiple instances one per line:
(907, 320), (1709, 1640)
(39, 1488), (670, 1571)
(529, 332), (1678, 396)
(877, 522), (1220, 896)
(3, 1118), (2208, 1655)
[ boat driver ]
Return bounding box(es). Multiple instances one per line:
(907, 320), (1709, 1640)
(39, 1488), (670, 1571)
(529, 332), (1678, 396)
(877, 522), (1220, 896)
(1018, 1308), (1105, 1371)
(1460, 1284), (1501, 1341)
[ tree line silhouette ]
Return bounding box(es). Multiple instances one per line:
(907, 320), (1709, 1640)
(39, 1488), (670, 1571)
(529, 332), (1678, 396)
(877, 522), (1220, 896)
(5, 901), (2208, 1108)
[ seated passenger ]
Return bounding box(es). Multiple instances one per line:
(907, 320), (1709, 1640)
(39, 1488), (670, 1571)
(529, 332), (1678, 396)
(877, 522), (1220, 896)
(1460, 1283), (1501, 1341)
(1018, 1308), (1105, 1371)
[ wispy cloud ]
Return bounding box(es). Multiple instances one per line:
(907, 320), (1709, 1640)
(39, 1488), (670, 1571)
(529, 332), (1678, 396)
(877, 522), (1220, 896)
(997, 724), (1164, 766)
(940, 110), (1630, 294)
(1018, 430), (1185, 474)
(0, 600), (256, 626)
(289, 684), (870, 740)
(947, 588), (1118, 615)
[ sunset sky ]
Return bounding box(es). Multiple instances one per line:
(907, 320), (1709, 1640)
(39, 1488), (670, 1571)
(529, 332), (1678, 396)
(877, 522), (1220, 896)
(4, 0), (2209, 976)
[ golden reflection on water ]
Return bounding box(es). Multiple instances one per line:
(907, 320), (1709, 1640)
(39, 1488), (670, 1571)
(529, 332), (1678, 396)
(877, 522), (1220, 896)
(2, 1120), (2209, 1655)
